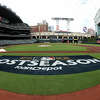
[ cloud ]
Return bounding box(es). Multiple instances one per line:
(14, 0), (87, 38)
(0, 0), (99, 32)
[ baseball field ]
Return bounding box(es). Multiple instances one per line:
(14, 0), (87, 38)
(0, 43), (100, 96)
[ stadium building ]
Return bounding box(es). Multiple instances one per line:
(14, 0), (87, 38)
(31, 19), (95, 43)
(31, 31), (94, 43)
(94, 8), (100, 37)
(31, 20), (48, 33)
(0, 5), (96, 45)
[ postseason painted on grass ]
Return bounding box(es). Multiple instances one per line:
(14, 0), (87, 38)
(0, 55), (100, 75)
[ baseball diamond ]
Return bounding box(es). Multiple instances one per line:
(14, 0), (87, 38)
(0, 3), (100, 100)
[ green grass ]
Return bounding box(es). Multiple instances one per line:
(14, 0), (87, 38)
(0, 53), (88, 56)
(80, 43), (100, 47)
(0, 52), (100, 95)
(0, 43), (100, 95)
(5, 43), (87, 51)
(1, 53), (100, 58)
(0, 68), (100, 95)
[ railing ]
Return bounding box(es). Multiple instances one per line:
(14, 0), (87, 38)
(0, 39), (37, 46)
(0, 23), (30, 30)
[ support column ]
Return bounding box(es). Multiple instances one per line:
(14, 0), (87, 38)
(36, 36), (37, 39)
(46, 36), (48, 39)
(56, 20), (60, 31)
(66, 20), (70, 32)
(30, 32), (32, 40)
(67, 36), (69, 43)
(57, 36), (59, 39)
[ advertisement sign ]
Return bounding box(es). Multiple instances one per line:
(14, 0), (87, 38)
(0, 55), (100, 75)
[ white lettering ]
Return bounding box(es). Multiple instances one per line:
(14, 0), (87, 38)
(40, 60), (50, 66)
(14, 66), (62, 71)
(18, 60), (29, 65)
(0, 59), (9, 64)
(92, 59), (100, 63)
(33, 67), (41, 70)
(53, 67), (62, 70)
(67, 60), (77, 65)
(7, 60), (18, 65)
(76, 59), (91, 64)
(27, 61), (38, 66)
(52, 60), (67, 66)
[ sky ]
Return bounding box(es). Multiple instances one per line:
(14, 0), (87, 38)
(0, 0), (100, 32)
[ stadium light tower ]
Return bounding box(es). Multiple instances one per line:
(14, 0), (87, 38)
(52, 18), (60, 31)
(52, 17), (74, 32)
(66, 18), (74, 32)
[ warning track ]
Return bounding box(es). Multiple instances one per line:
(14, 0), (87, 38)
(0, 84), (100, 100)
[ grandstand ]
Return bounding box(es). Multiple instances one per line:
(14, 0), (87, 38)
(0, 39), (37, 46)
(0, 5), (32, 45)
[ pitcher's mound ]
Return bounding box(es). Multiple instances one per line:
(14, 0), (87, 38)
(38, 45), (51, 47)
